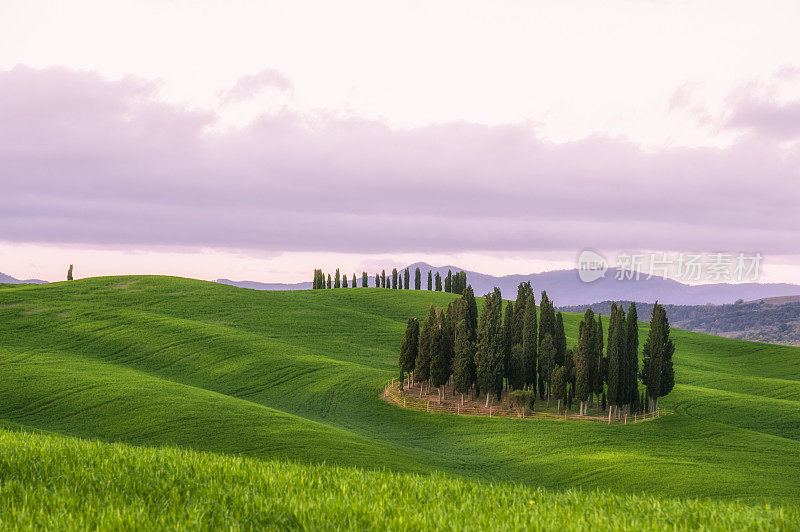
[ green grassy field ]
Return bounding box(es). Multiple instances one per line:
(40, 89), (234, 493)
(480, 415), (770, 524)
(1, 276), (799, 527)
(2, 425), (796, 531)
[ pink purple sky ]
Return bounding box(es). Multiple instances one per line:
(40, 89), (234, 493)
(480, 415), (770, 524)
(1, 0), (799, 283)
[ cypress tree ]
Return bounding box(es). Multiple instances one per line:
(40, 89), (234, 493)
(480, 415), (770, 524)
(375, 273), (379, 287)
(427, 271), (433, 291)
(415, 267), (421, 290)
(592, 314), (605, 404)
(658, 305), (675, 405)
(606, 306), (625, 416)
(381, 269), (386, 288)
(334, 268), (341, 288)
(327, 274), (331, 289)
(362, 272), (368, 288)
(430, 309), (450, 402)
(522, 294), (537, 391)
(554, 313), (567, 366)
(67, 264), (74, 281)
(513, 282), (533, 345)
(475, 288), (504, 406)
(461, 285), (478, 343)
(445, 270), (452, 293)
(502, 301), (515, 386)
(551, 365), (567, 413)
(508, 344), (526, 390)
(435, 272), (442, 291)
(574, 309), (595, 415)
(391, 268), (398, 289)
(399, 318), (420, 384)
(452, 318), (475, 403)
(404, 268), (410, 290)
(416, 305), (437, 386)
(539, 333), (556, 404)
(351, 273), (356, 288)
(342, 274), (348, 288)
(625, 303), (640, 407)
(640, 302), (674, 412)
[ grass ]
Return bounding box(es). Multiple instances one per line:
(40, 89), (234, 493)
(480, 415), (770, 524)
(1, 275), (800, 526)
(1, 425), (797, 531)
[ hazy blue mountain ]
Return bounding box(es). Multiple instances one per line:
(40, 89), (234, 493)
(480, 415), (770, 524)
(215, 278), (312, 291)
(403, 262), (800, 306)
(0, 272), (48, 284)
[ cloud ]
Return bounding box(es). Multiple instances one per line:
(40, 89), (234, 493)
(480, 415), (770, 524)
(1, 66), (799, 256)
(222, 69), (293, 103)
(725, 91), (800, 140)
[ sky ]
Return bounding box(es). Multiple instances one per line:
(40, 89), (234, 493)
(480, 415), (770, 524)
(1, 0), (799, 284)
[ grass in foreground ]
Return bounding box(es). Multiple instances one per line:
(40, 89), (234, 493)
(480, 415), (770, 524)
(1, 426), (797, 531)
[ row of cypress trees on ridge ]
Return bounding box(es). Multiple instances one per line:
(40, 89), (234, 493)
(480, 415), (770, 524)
(312, 267), (467, 293)
(398, 283), (675, 415)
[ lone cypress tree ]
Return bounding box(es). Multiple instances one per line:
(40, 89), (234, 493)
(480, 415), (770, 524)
(452, 318), (475, 403)
(434, 272), (442, 291)
(326, 274), (331, 289)
(334, 268), (341, 288)
(427, 271), (433, 291)
(404, 268), (410, 290)
(522, 293), (537, 391)
(475, 288), (504, 406)
(399, 318), (420, 384)
(502, 301), (515, 386)
(461, 285), (478, 343)
(67, 264), (74, 281)
(415, 267), (421, 290)
(444, 270), (452, 293)
(391, 268), (398, 289)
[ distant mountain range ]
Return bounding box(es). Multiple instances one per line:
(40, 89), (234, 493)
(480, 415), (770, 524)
(0, 272), (48, 285)
(216, 261), (800, 307)
(216, 278), (313, 291)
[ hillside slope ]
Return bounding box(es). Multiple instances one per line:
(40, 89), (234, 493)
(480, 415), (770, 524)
(1, 277), (799, 504)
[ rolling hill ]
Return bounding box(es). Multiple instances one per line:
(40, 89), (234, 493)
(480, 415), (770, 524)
(1, 277), (799, 526)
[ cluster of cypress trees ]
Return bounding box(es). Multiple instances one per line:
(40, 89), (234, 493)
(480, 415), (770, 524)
(312, 267), (467, 291)
(399, 286), (676, 415)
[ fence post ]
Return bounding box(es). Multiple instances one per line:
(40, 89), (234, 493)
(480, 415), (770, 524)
(457, 403), (460, 415)
(489, 406), (492, 417)
(427, 400), (429, 412)
(403, 397), (406, 408)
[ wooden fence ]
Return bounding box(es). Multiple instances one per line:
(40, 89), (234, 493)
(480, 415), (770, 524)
(382, 378), (668, 424)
